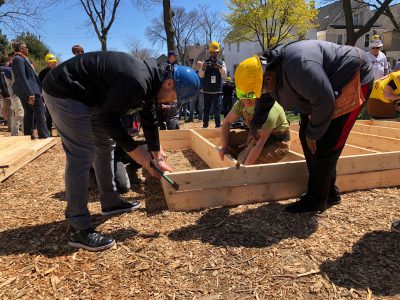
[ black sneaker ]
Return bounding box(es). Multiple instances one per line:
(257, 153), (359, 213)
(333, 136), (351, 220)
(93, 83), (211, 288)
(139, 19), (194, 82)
(68, 228), (115, 251)
(285, 194), (327, 213)
(184, 118), (193, 123)
(101, 200), (141, 216)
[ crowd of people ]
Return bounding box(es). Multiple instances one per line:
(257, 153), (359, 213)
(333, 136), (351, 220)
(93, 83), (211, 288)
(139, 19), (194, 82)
(0, 37), (399, 251)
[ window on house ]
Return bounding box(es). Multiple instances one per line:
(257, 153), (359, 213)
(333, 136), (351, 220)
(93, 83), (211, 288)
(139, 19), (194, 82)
(353, 14), (359, 26)
(228, 43), (231, 51)
(364, 34), (370, 48)
(337, 34), (343, 45)
(236, 42), (240, 52)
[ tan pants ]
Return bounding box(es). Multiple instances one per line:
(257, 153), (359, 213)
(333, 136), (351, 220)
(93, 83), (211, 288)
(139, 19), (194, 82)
(228, 130), (289, 164)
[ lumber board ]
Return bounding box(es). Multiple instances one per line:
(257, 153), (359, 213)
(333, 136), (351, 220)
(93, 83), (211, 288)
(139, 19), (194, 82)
(347, 131), (400, 152)
(190, 130), (236, 168)
(368, 120), (400, 129)
(0, 137), (57, 182)
(164, 151), (400, 192)
(163, 151), (400, 210)
(164, 168), (400, 211)
(0, 136), (32, 152)
(159, 129), (191, 150)
(288, 130), (376, 155)
(352, 123), (400, 139)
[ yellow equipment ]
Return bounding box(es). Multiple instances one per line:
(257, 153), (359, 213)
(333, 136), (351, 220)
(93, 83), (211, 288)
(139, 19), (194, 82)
(369, 71), (400, 103)
(226, 76), (231, 82)
(44, 53), (57, 63)
(234, 55), (263, 99)
(209, 41), (221, 53)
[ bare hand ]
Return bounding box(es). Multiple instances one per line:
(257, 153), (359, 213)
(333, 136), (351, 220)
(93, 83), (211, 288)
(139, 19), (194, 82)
(214, 63), (222, 69)
(159, 147), (168, 161)
(128, 145), (159, 177)
(28, 95), (35, 106)
(306, 136), (317, 154)
(247, 127), (259, 144)
(154, 158), (173, 174)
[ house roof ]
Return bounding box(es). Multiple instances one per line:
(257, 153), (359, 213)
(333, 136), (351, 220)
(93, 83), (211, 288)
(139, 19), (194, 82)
(184, 44), (208, 61)
(376, 3), (400, 31)
(317, 0), (381, 31)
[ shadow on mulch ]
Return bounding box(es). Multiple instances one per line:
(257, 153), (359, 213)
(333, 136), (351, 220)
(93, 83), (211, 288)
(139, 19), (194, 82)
(181, 149), (210, 170)
(320, 230), (400, 296)
(0, 214), (139, 257)
(168, 202), (318, 248)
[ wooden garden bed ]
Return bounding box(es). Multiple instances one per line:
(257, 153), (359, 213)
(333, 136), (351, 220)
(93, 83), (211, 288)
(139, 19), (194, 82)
(159, 120), (400, 211)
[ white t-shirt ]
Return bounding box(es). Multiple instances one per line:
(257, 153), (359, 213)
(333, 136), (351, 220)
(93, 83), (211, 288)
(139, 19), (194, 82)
(367, 51), (389, 80)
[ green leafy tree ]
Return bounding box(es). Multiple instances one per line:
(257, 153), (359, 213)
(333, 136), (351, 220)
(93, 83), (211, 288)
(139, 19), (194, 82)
(226, 0), (317, 53)
(0, 30), (9, 57)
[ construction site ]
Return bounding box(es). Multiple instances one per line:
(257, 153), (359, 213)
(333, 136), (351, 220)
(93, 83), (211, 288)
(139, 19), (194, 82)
(0, 119), (399, 299)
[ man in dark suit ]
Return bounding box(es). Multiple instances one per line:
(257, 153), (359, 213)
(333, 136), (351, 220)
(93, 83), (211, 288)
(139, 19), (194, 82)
(12, 40), (48, 139)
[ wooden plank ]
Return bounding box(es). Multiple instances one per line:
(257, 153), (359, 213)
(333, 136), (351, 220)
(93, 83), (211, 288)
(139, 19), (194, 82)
(369, 120), (400, 129)
(159, 129), (191, 141)
(164, 168), (400, 211)
(352, 123), (400, 139)
(190, 130), (236, 168)
(164, 151), (400, 192)
(161, 140), (191, 150)
(0, 149), (35, 168)
(347, 131), (400, 152)
(0, 136), (31, 152)
(288, 130), (376, 155)
(0, 138), (57, 182)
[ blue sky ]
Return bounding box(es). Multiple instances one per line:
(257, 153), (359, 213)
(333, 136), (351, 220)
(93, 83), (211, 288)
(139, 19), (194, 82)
(11, 0), (229, 61)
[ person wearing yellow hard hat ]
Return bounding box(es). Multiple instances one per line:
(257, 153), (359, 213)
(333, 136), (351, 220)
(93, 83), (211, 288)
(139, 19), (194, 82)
(222, 76), (235, 118)
(219, 79), (290, 165)
(368, 70), (400, 115)
(39, 53), (58, 136)
(199, 41), (227, 128)
(235, 40), (374, 213)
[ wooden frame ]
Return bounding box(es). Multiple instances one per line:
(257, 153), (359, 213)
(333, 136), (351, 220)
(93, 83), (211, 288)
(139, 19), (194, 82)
(0, 136), (57, 182)
(159, 120), (400, 211)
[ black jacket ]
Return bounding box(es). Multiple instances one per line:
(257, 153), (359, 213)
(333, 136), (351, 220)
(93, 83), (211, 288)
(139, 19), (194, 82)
(252, 40), (374, 140)
(0, 66), (10, 98)
(42, 51), (163, 152)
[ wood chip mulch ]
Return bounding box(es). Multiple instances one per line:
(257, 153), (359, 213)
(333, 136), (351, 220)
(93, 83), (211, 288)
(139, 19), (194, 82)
(0, 120), (399, 299)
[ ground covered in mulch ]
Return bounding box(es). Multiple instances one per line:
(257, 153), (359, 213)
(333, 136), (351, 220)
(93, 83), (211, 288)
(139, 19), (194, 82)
(0, 120), (399, 299)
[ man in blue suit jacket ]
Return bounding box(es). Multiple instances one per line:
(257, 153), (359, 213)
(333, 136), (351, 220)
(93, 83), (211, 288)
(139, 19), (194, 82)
(12, 40), (48, 138)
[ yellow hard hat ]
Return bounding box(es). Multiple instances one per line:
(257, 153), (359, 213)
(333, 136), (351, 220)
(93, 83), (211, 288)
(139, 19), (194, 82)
(234, 55), (263, 99)
(226, 77), (231, 82)
(44, 53), (57, 63)
(209, 41), (221, 53)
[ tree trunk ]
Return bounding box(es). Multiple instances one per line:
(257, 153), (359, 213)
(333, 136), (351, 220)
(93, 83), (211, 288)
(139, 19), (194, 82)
(101, 36), (107, 51)
(343, 0), (393, 46)
(163, 0), (175, 51)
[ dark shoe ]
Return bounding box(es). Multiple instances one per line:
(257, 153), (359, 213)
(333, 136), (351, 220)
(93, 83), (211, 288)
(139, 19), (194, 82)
(391, 219), (400, 233)
(101, 200), (141, 216)
(68, 228), (115, 251)
(184, 118), (193, 123)
(285, 194), (326, 213)
(328, 193), (341, 207)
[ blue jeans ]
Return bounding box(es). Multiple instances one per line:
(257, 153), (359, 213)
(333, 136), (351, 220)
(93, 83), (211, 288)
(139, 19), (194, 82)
(189, 92), (204, 120)
(43, 91), (122, 230)
(20, 94), (48, 138)
(203, 93), (221, 128)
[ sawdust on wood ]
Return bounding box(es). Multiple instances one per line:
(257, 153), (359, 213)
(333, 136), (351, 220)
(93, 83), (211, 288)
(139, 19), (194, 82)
(0, 121), (399, 299)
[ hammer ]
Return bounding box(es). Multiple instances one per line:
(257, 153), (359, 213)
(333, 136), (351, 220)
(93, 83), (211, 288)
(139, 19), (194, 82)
(149, 161), (180, 190)
(236, 140), (256, 168)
